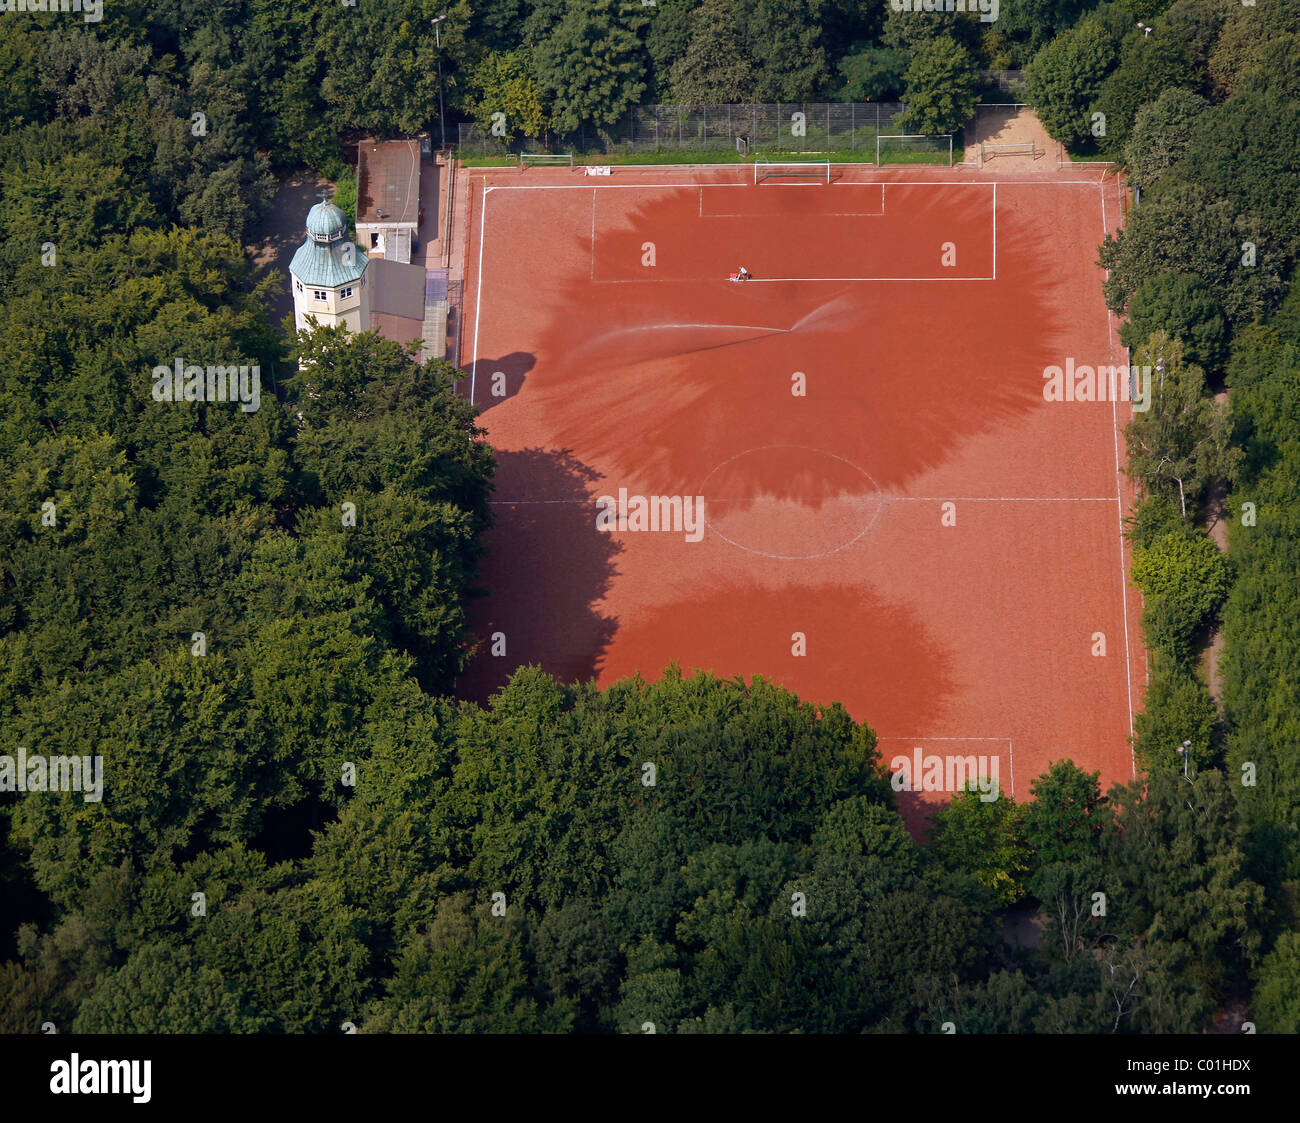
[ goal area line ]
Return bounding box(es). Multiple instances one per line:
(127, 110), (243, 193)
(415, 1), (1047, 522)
(877, 736), (1016, 799)
(754, 159), (831, 185)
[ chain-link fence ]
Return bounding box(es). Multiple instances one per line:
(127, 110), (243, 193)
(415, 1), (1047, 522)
(458, 102), (910, 158)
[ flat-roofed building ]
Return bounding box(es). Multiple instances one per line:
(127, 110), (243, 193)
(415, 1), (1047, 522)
(355, 138), (421, 265)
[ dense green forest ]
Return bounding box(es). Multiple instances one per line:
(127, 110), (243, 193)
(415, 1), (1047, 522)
(1, 0), (1298, 1032)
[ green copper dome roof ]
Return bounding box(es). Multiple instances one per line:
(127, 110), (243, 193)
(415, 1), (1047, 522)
(290, 203), (369, 287)
(306, 202), (348, 241)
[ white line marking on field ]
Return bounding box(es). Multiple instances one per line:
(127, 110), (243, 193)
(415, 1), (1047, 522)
(1098, 174), (1137, 773)
(878, 736), (1015, 799)
(485, 180), (1111, 191)
(489, 495), (1121, 505)
(585, 275), (995, 283)
(992, 181), (998, 280)
(469, 182), (489, 405)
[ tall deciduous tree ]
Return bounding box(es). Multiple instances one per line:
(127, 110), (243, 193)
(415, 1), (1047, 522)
(1119, 272), (1226, 373)
(1122, 87), (1208, 192)
(1023, 5), (1125, 148)
(534, 0), (648, 144)
(1099, 183), (1286, 326)
(732, 0), (831, 102)
(1091, 18), (1196, 156)
(1104, 770), (1265, 994)
(668, 0), (756, 107)
(901, 36), (979, 136)
(465, 48), (550, 139)
(928, 784), (1031, 907)
(1125, 333), (1241, 520)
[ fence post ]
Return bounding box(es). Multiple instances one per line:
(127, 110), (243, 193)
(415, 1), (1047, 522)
(851, 102), (855, 151)
(703, 105), (707, 148)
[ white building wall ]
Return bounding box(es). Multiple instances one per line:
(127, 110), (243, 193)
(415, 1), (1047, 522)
(291, 273), (370, 334)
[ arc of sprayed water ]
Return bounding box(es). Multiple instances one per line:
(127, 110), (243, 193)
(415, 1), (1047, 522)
(571, 293), (860, 364)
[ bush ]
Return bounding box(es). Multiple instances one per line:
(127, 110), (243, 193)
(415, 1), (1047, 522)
(1133, 532), (1231, 636)
(901, 36), (979, 136)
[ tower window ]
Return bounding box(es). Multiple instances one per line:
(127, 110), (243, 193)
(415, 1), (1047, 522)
(295, 280), (303, 292)
(313, 290), (327, 301)
(341, 286), (354, 299)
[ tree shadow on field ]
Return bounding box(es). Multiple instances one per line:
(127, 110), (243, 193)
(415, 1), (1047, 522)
(457, 446), (622, 703)
(525, 180), (1088, 500)
(471, 351), (536, 414)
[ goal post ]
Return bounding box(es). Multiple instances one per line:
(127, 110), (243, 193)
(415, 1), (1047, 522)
(519, 152), (574, 170)
(875, 134), (953, 167)
(753, 158), (831, 184)
(979, 141), (1038, 166)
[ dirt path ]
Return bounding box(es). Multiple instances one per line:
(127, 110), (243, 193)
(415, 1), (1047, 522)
(1202, 389), (1231, 705)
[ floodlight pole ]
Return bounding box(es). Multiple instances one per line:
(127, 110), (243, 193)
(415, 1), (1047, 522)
(1177, 740), (1192, 782)
(432, 15), (447, 152)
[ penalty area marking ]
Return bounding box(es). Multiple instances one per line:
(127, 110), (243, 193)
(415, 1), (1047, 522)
(877, 736), (1015, 799)
(593, 179), (995, 283)
(700, 181), (885, 219)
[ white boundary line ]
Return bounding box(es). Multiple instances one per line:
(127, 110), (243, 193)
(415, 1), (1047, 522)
(993, 181), (997, 280)
(721, 276), (995, 283)
(490, 495), (1121, 505)
(468, 170), (1130, 789)
(702, 181), (885, 218)
(1098, 176), (1137, 773)
(469, 180), (489, 405)
(878, 736), (1015, 799)
(482, 180), (1109, 190)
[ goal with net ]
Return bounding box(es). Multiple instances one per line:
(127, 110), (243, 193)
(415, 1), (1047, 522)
(519, 153), (574, 170)
(753, 158), (831, 184)
(980, 141), (1038, 166)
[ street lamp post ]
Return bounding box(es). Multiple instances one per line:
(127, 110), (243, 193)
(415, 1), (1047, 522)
(432, 15), (448, 152)
(1176, 740), (1192, 782)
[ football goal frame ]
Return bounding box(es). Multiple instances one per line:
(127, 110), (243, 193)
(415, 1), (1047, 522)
(980, 141), (1038, 166)
(753, 158), (831, 184)
(519, 152), (574, 170)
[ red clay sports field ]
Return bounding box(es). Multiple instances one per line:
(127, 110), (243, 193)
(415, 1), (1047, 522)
(455, 161), (1143, 827)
